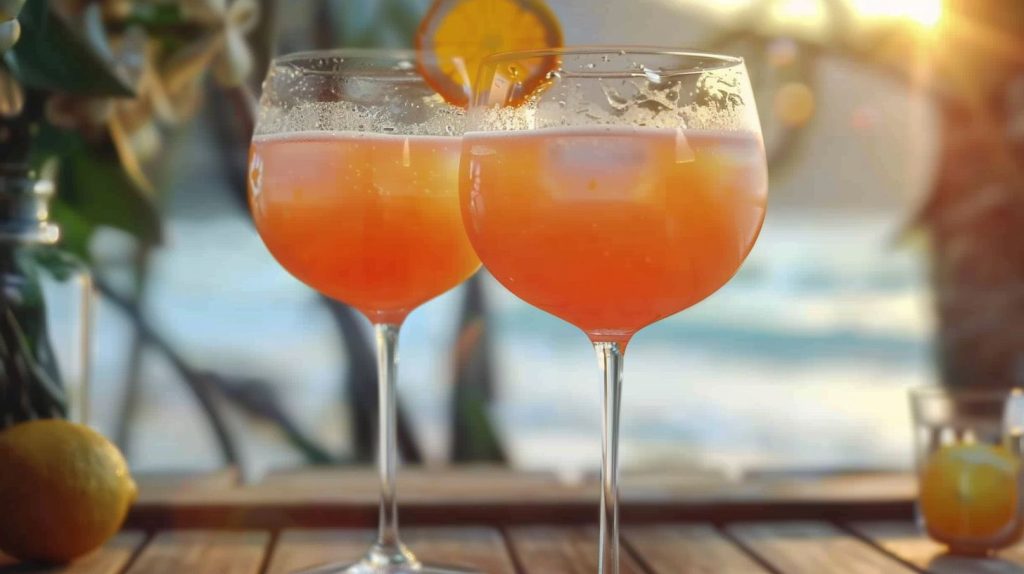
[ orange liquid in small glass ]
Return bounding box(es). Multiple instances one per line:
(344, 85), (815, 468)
(250, 132), (480, 324)
(461, 127), (767, 343)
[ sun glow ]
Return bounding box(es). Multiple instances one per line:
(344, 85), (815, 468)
(848, 0), (943, 27)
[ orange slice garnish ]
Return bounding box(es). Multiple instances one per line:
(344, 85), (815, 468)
(415, 0), (563, 107)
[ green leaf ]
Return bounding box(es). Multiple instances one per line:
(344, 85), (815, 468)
(59, 151), (163, 256)
(125, 2), (185, 28)
(33, 124), (163, 260)
(45, 200), (94, 261)
(10, 0), (134, 96)
(29, 118), (80, 165)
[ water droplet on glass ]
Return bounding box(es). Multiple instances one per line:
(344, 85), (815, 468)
(674, 128), (695, 164)
(601, 55), (611, 62)
(248, 153), (263, 200)
(383, 126), (396, 132)
(642, 67), (662, 84)
(617, 49), (626, 56)
(602, 85), (630, 110)
(585, 63), (596, 70)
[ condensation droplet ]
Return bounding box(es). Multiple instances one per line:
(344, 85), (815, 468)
(248, 153), (263, 199)
(642, 67), (662, 84)
(602, 86), (630, 110)
(675, 128), (695, 164)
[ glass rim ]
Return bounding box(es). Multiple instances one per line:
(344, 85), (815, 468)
(909, 385), (1022, 402)
(270, 48), (418, 68)
(480, 45), (744, 73)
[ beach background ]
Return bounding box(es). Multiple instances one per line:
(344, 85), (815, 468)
(82, 0), (942, 480)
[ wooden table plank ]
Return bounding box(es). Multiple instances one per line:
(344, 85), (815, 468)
(263, 530), (368, 574)
(624, 524), (770, 573)
(853, 521), (1024, 573)
(728, 521), (919, 574)
(207, 468), (918, 505)
(128, 469), (914, 529)
(133, 469), (241, 504)
(265, 528), (515, 574)
(506, 527), (647, 574)
(403, 528), (516, 574)
(123, 531), (268, 574)
(0, 533), (146, 574)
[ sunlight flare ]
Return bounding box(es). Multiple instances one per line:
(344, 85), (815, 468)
(848, 0), (942, 27)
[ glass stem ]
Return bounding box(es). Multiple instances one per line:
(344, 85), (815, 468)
(375, 323), (403, 550)
(595, 341), (624, 574)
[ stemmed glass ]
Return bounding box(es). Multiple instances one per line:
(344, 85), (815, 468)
(249, 49), (480, 573)
(460, 47), (768, 573)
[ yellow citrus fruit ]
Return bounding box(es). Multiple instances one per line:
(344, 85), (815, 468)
(919, 443), (1021, 544)
(0, 419), (137, 564)
(415, 0), (563, 107)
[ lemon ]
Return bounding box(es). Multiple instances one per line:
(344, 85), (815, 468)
(0, 419), (137, 564)
(919, 443), (1021, 544)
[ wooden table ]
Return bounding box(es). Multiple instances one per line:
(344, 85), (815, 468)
(3, 469), (1023, 573)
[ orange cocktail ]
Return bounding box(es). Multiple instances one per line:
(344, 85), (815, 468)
(250, 132), (480, 324)
(461, 126), (767, 342)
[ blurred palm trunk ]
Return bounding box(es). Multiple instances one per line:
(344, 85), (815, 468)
(927, 105), (1024, 389)
(450, 274), (505, 462)
(922, 0), (1024, 389)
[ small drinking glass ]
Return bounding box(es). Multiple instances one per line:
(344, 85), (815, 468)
(911, 387), (1024, 556)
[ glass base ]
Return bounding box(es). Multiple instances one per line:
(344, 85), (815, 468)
(295, 543), (480, 574)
